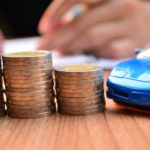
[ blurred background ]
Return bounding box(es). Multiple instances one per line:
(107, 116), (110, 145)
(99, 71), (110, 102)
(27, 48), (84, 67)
(0, 0), (52, 38)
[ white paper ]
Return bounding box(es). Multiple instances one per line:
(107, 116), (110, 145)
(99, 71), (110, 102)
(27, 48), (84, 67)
(3, 37), (125, 69)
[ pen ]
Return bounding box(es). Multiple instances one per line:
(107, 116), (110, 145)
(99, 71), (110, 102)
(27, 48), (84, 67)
(62, 3), (89, 23)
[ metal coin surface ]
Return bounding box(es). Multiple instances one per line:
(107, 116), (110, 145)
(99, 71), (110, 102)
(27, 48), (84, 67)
(6, 89), (53, 97)
(54, 64), (105, 116)
(8, 110), (55, 119)
(4, 72), (52, 80)
(55, 64), (103, 76)
(6, 93), (54, 101)
(7, 100), (53, 107)
(58, 100), (102, 107)
(8, 104), (55, 114)
(3, 50), (56, 118)
(58, 107), (105, 116)
(56, 82), (103, 90)
(5, 84), (53, 92)
(3, 64), (52, 71)
(4, 76), (52, 84)
(55, 71), (103, 79)
(5, 80), (53, 88)
(7, 98), (54, 105)
(56, 86), (103, 94)
(57, 90), (104, 98)
(3, 68), (51, 75)
(2, 50), (52, 61)
(7, 102), (52, 110)
(57, 95), (105, 103)
(55, 78), (103, 85)
(59, 103), (104, 110)
(7, 105), (52, 112)
(3, 58), (52, 66)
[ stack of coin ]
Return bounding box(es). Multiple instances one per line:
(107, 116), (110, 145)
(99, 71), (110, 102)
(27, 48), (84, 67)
(2, 50), (55, 118)
(0, 57), (5, 116)
(55, 64), (105, 116)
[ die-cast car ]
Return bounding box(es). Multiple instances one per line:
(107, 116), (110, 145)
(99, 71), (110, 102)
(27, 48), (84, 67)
(107, 47), (150, 108)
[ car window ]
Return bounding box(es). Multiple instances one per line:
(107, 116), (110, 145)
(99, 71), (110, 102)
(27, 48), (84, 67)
(137, 48), (150, 60)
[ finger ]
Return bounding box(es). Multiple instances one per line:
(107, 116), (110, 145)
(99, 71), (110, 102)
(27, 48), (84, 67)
(39, 0), (76, 33)
(38, 33), (82, 56)
(39, 0), (105, 33)
(92, 38), (136, 59)
(74, 0), (139, 32)
(38, 22), (78, 51)
(69, 19), (131, 52)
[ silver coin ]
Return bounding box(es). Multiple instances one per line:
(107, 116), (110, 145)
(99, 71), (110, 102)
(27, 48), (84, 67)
(56, 81), (103, 89)
(3, 55), (52, 62)
(7, 100), (54, 107)
(6, 93), (54, 101)
(7, 104), (51, 110)
(58, 100), (103, 107)
(4, 72), (52, 80)
(58, 103), (105, 110)
(54, 64), (103, 75)
(2, 50), (52, 61)
(7, 103), (52, 110)
(55, 71), (104, 79)
(5, 84), (53, 92)
(55, 71), (104, 77)
(8, 110), (55, 119)
(7, 104), (53, 112)
(56, 90), (104, 98)
(4, 76), (52, 84)
(3, 59), (52, 66)
(5, 80), (53, 88)
(6, 92), (54, 101)
(3, 68), (52, 75)
(8, 108), (55, 119)
(7, 97), (54, 105)
(7, 106), (55, 115)
(5, 89), (53, 97)
(56, 94), (104, 102)
(58, 107), (105, 116)
(56, 85), (103, 92)
(56, 86), (103, 94)
(3, 64), (52, 71)
(57, 90), (104, 98)
(55, 77), (103, 84)
(55, 84), (103, 91)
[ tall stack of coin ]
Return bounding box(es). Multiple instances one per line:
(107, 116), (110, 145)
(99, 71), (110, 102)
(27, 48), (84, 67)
(0, 57), (5, 116)
(55, 64), (105, 116)
(3, 50), (55, 118)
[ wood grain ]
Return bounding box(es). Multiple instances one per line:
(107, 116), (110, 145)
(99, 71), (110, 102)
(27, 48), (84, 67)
(0, 70), (149, 150)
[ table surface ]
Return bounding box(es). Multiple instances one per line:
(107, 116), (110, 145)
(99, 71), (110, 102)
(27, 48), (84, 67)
(0, 71), (149, 150)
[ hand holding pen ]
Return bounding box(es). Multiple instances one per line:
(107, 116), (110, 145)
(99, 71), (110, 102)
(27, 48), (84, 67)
(38, 0), (150, 59)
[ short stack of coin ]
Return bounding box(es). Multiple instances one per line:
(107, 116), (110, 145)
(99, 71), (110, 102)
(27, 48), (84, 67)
(55, 64), (105, 116)
(0, 57), (5, 116)
(2, 50), (55, 118)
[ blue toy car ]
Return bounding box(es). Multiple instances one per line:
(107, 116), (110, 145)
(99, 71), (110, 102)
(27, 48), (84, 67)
(107, 48), (150, 108)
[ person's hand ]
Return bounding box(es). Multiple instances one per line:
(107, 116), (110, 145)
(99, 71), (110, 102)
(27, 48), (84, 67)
(39, 0), (103, 33)
(38, 0), (150, 58)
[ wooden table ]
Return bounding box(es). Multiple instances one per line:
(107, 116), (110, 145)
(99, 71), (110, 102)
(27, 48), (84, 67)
(0, 70), (149, 150)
